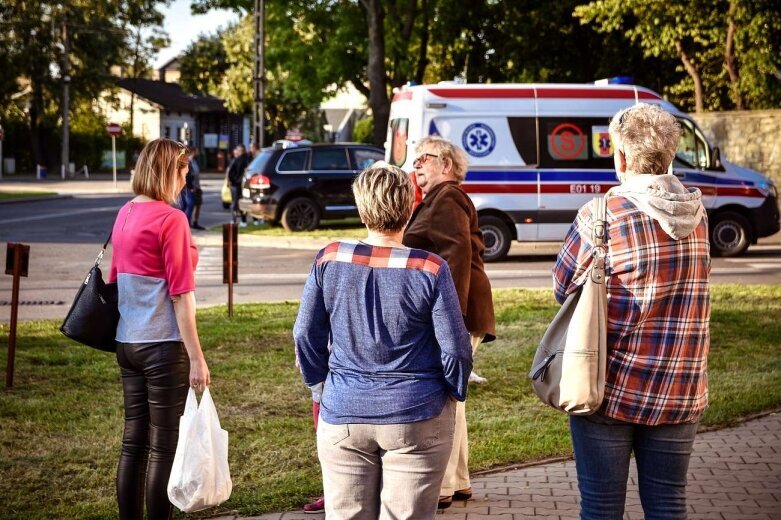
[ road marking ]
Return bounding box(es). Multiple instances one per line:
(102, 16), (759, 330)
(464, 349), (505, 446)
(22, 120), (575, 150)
(0, 206), (117, 225)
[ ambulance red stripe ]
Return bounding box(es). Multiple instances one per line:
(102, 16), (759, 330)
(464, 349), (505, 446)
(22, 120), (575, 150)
(427, 87), (662, 100)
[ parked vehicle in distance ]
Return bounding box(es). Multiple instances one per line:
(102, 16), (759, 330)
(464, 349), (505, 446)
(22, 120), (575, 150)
(386, 81), (780, 261)
(238, 142), (385, 231)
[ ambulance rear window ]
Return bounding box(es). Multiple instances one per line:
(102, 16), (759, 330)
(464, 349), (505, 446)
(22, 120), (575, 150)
(389, 118), (409, 167)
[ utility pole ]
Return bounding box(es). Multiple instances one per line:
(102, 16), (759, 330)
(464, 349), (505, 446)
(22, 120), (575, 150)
(253, 0), (265, 148)
(60, 14), (70, 180)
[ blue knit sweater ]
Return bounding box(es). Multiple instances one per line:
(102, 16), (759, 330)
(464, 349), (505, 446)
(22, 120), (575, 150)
(294, 240), (473, 425)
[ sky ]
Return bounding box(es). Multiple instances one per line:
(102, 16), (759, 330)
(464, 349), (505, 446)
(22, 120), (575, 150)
(153, 0), (240, 68)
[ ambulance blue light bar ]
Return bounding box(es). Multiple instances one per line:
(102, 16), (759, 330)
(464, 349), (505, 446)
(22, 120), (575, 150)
(594, 76), (635, 85)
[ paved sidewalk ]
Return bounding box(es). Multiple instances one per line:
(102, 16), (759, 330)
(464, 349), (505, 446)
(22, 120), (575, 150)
(222, 412), (780, 520)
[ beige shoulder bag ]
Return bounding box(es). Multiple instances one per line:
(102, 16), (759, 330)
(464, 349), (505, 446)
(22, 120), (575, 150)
(528, 197), (608, 415)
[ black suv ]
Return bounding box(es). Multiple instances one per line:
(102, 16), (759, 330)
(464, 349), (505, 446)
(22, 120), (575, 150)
(238, 142), (385, 231)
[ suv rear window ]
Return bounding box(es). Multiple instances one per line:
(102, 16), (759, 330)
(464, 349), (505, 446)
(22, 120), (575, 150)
(312, 148), (350, 170)
(351, 148), (384, 170)
(278, 150), (309, 172)
(247, 150), (274, 173)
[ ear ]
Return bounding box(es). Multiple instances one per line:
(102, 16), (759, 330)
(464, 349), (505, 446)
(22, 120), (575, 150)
(616, 149), (628, 173)
(442, 156), (454, 176)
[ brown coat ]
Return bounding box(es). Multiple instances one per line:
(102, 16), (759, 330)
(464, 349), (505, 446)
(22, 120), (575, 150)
(403, 181), (496, 342)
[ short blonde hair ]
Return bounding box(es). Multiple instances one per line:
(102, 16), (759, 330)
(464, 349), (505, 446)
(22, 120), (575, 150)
(132, 138), (188, 203)
(352, 161), (414, 233)
(416, 136), (469, 183)
(609, 103), (682, 175)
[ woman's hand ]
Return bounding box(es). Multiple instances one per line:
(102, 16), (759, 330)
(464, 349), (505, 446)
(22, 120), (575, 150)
(189, 356), (210, 391)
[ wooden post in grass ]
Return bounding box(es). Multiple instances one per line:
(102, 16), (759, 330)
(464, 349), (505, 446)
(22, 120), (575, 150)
(5, 243), (29, 388)
(223, 223), (238, 317)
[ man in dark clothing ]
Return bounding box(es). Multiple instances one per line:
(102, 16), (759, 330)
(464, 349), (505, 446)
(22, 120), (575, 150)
(227, 144), (251, 225)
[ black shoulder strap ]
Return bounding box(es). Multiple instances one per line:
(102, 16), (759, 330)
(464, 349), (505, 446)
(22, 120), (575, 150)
(95, 231), (112, 267)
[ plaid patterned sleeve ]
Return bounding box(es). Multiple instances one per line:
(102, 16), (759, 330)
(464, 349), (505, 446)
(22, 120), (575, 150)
(553, 203), (597, 304)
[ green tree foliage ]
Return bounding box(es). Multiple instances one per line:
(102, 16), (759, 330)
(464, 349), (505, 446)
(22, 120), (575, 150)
(179, 29), (229, 96)
(0, 1), (170, 168)
(574, 0), (781, 112)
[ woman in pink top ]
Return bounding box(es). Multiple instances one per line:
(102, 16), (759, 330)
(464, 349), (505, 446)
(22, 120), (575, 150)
(109, 138), (210, 519)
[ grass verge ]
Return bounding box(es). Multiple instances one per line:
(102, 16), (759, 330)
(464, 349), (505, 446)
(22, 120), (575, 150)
(236, 218), (365, 240)
(0, 285), (779, 519)
(0, 191), (57, 200)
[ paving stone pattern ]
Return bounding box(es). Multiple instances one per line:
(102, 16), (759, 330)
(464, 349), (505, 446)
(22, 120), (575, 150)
(230, 413), (780, 520)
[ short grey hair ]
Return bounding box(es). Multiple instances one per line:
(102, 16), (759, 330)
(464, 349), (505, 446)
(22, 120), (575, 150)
(416, 136), (469, 183)
(352, 161), (414, 233)
(609, 103), (682, 175)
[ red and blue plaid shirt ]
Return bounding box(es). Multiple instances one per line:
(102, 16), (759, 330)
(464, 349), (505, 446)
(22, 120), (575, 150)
(553, 197), (711, 425)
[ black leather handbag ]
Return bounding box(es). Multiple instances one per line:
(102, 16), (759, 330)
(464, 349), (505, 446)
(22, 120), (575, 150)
(60, 233), (119, 352)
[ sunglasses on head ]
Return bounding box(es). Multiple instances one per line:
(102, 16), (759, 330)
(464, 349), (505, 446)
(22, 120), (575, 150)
(176, 146), (189, 168)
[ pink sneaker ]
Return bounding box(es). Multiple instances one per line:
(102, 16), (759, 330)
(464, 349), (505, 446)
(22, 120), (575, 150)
(303, 496), (325, 514)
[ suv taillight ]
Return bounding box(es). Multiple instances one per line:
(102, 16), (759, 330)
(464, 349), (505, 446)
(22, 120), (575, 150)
(249, 174), (271, 190)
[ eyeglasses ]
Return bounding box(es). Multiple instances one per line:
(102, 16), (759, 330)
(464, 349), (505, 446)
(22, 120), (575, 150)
(413, 153), (440, 167)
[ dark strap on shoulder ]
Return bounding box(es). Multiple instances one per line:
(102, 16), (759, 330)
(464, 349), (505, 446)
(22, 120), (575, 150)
(95, 231), (112, 267)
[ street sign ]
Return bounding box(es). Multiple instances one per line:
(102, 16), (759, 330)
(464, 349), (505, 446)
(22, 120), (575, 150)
(106, 123), (122, 137)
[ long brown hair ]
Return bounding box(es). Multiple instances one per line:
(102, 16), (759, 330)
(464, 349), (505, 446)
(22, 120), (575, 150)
(131, 138), (188, 203)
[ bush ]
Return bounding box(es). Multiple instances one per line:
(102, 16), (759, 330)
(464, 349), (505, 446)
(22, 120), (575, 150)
(352, 116), (374, 144)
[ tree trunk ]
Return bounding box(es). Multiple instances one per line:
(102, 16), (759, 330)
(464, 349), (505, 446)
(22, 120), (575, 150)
(724, 1), (743, 110)
(675, 40), (704, 113)
(361, 0), (390, 147)
(414, 0), (429, 85)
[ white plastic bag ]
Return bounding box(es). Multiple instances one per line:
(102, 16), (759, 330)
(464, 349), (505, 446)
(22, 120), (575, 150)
(167, 388), (232, 512)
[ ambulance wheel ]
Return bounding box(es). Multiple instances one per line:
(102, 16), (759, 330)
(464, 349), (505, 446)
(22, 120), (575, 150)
(480, 215), (512, 262)
(710, 212), (750, 257)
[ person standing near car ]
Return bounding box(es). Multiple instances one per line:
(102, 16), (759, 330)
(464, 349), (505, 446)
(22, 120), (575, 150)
(108, 138), (211, 519)
(402, 135), (496, 510)
(227, 144), (251, 227)
(185, 148), (206, 230)
(554, 103), (710, 519)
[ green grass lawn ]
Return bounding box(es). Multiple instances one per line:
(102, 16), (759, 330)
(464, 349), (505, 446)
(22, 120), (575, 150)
(0, 191), (57, 200)
(236, 218), (366, 240)
(1, 285), (779, 519)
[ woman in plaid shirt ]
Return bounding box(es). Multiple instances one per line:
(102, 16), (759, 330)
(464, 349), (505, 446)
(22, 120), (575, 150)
(553, 103), (710, 520)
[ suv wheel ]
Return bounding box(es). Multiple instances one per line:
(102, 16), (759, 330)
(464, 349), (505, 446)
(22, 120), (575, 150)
(479, 215), (512, 262)
(710, 211), (750, 257)
(281, 197), (320, 231)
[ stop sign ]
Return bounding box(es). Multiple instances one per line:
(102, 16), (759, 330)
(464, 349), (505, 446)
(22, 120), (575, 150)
(106, 122), (122, 137)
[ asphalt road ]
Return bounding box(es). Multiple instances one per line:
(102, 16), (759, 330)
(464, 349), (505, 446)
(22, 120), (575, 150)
(1, 181), (780, 323)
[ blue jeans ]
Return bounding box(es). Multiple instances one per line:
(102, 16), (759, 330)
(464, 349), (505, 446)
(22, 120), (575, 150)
(230, 185), (246, 223)
(569, 413), (699, 520)
(181, 189), (195, 225)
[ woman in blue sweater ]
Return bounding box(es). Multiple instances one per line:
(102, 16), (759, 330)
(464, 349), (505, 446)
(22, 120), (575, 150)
(294, 162), (473, 519)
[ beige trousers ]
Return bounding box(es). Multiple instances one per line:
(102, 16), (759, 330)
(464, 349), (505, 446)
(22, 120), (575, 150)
(440, 333), (484, 496)
(318, 399), (456, 519)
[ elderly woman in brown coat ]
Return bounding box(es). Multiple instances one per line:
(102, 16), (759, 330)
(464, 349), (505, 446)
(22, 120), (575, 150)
(403, 135), (496, 509)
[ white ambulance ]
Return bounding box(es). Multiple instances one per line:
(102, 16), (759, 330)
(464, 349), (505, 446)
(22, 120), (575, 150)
(385, 82), (780, 261)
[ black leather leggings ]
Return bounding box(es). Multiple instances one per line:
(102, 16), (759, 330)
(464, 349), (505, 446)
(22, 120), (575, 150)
(116, 341), (189, 520)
